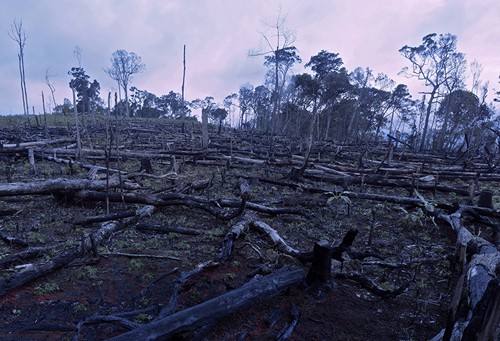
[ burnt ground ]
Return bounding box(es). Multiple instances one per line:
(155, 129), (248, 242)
(0, 119), (494, 340)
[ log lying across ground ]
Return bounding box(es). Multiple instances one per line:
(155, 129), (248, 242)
(107, 267), (306, 341)
(0, 177), (140, 197)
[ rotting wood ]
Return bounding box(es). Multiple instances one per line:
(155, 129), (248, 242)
(107, 267), (306, 341)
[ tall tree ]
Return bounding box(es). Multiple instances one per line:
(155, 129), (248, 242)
(237, 84), (254, 129)
(435, 89), (492, 151)
(250, 85), (272, 130)
(250, 10), (299, 133)
(68, 67), (101, 117)
(105, 50), (145, 117)
(8, 19), (29, 116)
(399, 33), (464, 150)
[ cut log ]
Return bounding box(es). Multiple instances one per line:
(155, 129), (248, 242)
(0, 177), (140, 197)
(107, 267), (306, 341)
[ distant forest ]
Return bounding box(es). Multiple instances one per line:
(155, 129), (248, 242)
(8, 18), (500, 153)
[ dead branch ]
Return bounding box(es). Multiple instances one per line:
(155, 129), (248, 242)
(101, 252), (181, 261)
(333, 273), (409, 299)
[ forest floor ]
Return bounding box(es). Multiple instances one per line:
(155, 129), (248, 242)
(0, 117), (497, 340)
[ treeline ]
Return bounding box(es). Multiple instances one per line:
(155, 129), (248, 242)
(54, 33), (499, 154)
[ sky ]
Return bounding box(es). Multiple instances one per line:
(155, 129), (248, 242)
(0, 0), (499, 116)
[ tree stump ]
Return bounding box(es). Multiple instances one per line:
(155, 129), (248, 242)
(139, 157), (154, 174)
(305, 240), (334, 296)
(478, 190), (493, 209)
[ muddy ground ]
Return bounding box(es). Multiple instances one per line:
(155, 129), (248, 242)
(0, 119), (495, 340)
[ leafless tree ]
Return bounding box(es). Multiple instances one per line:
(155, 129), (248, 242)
(469, 60), (483, 96)
(45, 68), (57, 108)
(73, 45), (83, 68)
(8, 19), (29, 116)
(104, 50), (146, 117)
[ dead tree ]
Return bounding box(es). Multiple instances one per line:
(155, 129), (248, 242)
(8, 19), (29, 117)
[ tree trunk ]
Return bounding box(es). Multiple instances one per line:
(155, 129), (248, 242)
(107, 267), (305, 341)
(419, 87), (437, 151)
(201, 109), (209, 149)
(72, 87), (82, 160)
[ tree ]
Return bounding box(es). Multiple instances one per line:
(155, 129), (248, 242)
(250, 85), (272, 130)
(238, 84), (254, 128)
(192, 96), (216, 148)
(8, 19), (29, 116)
(250, 10), (299, 133)
(211, 108), (229, 134)
(155, 91), (189, 118)
(105, 50), (145, 117)
(399, 33), (465, 150)
(387, 84), (414, 135)
(435, 89), (492, 151)
(68, 67), (101, 118)
(45, 69), (57, 109)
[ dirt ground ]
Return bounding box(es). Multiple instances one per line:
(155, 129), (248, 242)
(0, 121), (485, 340)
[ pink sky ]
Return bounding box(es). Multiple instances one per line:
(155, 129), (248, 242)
(0, 0), (499, 115)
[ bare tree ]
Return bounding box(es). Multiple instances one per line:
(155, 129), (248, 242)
(249, 9), (299, 134)
(8, 19), (29, 116)
(104, 50), (146, 117)
(73, 45), (83, 68)
(45, 68), (57, 108)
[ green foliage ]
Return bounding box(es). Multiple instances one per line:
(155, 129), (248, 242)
(326, 192), (352, 207)
(135, 313), (153, 323)
(127, 259), (143, 271)
(75, 266), (98, 280)
(73, 302), (88, 313)
(35, 281), (59, 294)
(26, 231), (46, 244)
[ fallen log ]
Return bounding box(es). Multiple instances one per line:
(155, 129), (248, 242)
(107, 267), (306, 341)
(66, 190), (308, 219)
(416, 194), (500, 340)
(0, 177), (140, 197)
